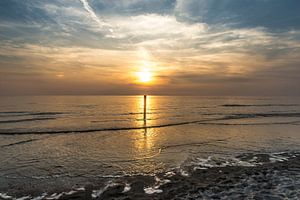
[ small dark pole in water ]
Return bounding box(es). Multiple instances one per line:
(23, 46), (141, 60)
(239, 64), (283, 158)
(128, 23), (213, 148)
(143, 95), (147, 121)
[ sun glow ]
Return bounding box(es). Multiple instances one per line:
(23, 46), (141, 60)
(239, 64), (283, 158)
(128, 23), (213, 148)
(137, 69), (152, 83)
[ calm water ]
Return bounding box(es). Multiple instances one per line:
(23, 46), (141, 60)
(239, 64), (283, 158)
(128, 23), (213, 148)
(0, 96), (300, 196)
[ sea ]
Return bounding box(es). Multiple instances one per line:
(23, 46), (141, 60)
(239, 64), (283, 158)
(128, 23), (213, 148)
(0, 96), (299, 199)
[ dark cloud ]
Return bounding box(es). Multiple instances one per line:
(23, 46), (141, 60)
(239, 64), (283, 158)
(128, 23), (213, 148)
(0, 0), (56, 24)
(175, 0), (300, 30)
(90, 0), (176, 15)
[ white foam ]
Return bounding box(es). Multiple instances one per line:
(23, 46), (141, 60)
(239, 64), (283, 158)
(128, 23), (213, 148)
(193, 157), (215, 168)
(234, 158), (256, 167)
(180, 169), (189, 177)
(46, 187), (85, 200)
(155, 176), (171, 185)
(46, 193), (63, 200)
(143, 176), (172, 195)
(91, 190), (103, 199)
(65, 190), (77, 195)
(122, 183), (131, 193)
(0, 192), (48, 200)
(92, 182), (119, 198)
(193, 166), (208, 170)
(32, 193), (47, 200)
(270, 154), (289, 163)
(16, 196), (31, 200)
(165, 171), (176, 177)
(188, 152), (296, 172)
(191, 155), (258, 170)
(0, 193), (13, 200)
(76, 187), (85, 191)
(0, 193), (32, 200)
(144, 187), (163, 194)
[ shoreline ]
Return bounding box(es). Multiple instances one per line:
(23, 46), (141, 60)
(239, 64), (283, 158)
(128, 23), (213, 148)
(1, 152), (299, 200)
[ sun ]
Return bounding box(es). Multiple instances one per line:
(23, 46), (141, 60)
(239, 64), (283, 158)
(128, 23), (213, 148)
(137, 69), (152, 83)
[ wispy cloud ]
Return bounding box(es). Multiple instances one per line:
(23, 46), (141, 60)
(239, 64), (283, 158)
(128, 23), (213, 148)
(79, 0), (113, 32)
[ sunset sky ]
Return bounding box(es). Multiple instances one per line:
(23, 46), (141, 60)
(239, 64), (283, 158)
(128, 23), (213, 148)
(0, 0), (300, 96)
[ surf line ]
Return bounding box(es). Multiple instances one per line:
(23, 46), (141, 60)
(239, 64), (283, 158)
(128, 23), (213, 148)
(3, 111), (299, 135)
(0, 117), (227, 135)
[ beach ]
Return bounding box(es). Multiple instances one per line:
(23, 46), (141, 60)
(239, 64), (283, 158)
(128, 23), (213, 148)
(1, 152), (299, 199)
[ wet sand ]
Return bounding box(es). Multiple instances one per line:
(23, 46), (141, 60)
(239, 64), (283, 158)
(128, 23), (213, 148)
(2, 152), (298, 200)
(85, 153), (300, 200)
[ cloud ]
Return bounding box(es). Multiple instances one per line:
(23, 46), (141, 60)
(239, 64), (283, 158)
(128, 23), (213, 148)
(89, 0), (176, 15)
(105, 14), (206, 41)
(79, 0), (113, 32)
(175, 0), (300, 30)
(0, 0), (300, 95)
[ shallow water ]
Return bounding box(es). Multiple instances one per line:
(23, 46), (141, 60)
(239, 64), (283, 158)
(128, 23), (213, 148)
(0, 96), (300, 197)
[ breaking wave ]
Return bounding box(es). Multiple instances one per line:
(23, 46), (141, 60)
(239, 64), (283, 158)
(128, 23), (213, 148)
(0, 117), (56, 124)
(222, 104), (299, 107)
(0, 112), (299, 135)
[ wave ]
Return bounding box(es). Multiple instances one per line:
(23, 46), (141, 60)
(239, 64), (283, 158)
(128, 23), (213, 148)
(0, 112), (299, 135)
(198, 121), (300, 126)
(0, 117), (56, 124)
(91, 118), (160, 123)
(222, 104), (299, 107)
(1, 138), (40, 148)
(29, 112), (64, 116)
(0, 119), (213, 135)
(226, 112), (300, 119)
(184, 152), (297, 171)
(161, 139), (228, 150)
(0, 111), (64, 117)
(0, 111), (28, 114)
(111, 111), (160, 116)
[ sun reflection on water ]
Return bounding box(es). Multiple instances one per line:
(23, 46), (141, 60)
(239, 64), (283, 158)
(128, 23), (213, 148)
(133, 95), (159, 160)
